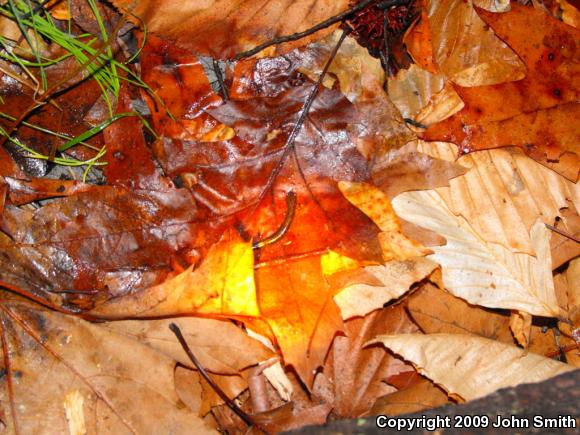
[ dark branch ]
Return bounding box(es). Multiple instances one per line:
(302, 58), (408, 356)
(233, 0), (405, 60)
(168, 323), (262, 430)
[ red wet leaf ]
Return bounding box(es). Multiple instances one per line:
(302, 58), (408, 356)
(421, 4), (580, 181)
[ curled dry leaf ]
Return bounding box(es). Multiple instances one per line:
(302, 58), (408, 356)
(110, 0), (349, 58)
(335, 258), (437, 319)
(393, 191), (562, 317)
(369, 333), (576, 401)
(313, 305), (418, 418)
(0, 297), (212, 434)
(427, 0), (525, 86)
(388, 64), (464, 127)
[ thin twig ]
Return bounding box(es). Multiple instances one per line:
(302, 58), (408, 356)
(251, 28), (350, 216)
(168, 323), (264, 431)
(233, 0), (404, 60)
(212, 58), (229, 100)
(545, 223), (580, 244)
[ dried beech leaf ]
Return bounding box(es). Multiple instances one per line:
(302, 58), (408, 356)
(0, 298), (212, 434)
(110, 0), (349, 58)
(427, 0), (525, 86)
(432, 147), (580, 254)
(407, 283), (514, 343)
(393, 191), (562, 317)
(335, 258), (437, 319)
(369, 334), (576, 401)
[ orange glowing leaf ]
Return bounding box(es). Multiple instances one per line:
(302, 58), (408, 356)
(91, 231), (259, 318)
(338, 181), (432, 262)
(255, 255), (344, 387)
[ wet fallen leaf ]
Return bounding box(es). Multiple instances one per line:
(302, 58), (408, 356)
(427, 0), (525, 86)
(91, 230), (259, 318)
(370, 333), (576, 401)
(0, 296), (212, 433)
(111, 0), (349, 58)
(423, 4), (580, 181)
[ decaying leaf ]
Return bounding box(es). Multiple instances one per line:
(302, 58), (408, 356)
(0, 186), (203, 308)
(423, 4), (580, 181)
(313, 305), (418, 417)
(91, 230), (259, 318)
(0, 297), (212, 433)
(427, 0), (525, 86)
(370, 333), (576, 401)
